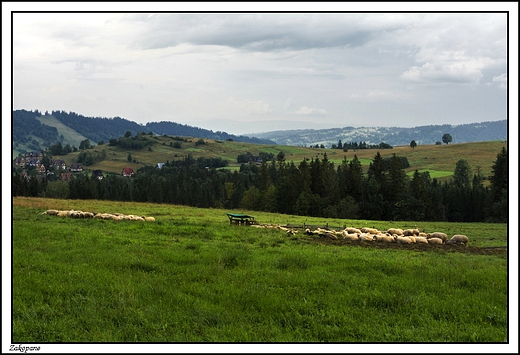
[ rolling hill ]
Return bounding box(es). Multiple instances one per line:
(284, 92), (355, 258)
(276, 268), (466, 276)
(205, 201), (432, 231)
(46, 133), (507, 184)
(250, 120), (508, 147)
(12, 109), (275, 158)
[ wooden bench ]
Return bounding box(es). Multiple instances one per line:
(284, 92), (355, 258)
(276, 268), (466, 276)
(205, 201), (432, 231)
(226, 213), (257, 225)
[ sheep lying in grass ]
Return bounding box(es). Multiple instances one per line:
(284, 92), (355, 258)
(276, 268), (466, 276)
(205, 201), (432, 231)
(446, 235), (469, 245)
(415, 237), (429, 244)
(396, 236), (413, 244)
(46, 209), (156, 222)
(374, 234), (395, 243)
(387, 228), (404, 236)
(361, 227), (379, 235)
(345, 227), (362, 235)
(427, 237), (443, 245)
(359, 233), (374, 242)
(342, 231), (359, 241)
(427, 232), (447, 243)
(403, 228), (420, 236)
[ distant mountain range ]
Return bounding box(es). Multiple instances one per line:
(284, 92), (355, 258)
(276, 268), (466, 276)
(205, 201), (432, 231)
(12, 109), (275, 157)
(249, 120), (508, 147)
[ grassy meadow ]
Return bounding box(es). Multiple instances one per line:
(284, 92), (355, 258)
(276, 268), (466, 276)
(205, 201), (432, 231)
(11, 197), (508, 343)
(50, 137), (506, 184)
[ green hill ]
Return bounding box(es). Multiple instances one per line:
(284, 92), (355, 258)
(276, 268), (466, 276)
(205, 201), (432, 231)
(12, 109), (275, 159)
(35, 115), (89, 148)
(53, 134), (506, 184)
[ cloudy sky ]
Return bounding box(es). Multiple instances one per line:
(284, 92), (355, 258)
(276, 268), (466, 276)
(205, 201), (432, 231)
(8, 4), (514, 135)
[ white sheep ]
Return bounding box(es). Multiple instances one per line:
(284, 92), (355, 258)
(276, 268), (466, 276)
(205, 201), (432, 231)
(414, 237), (428, 244)
(427, 237), (443, 245)
(57, 211), (68, 217)
(374, 234), (395, 243)
(44, 209), (59, 215)
(427, 232), (447, 243)
(396, 236), (413, 244)
(446, 235), (469, 245)
(342, 231), (359, 241)
(345, 227), (362, 235)
(403, 228), (420, 236)
(359, 233), (374, 242)
(387, 228), (404, 236)
(361, 227), (379, 234)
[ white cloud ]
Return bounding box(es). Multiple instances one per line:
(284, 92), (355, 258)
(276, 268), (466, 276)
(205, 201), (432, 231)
(493, 74), (507, 90)
(293, 106), (328, 115)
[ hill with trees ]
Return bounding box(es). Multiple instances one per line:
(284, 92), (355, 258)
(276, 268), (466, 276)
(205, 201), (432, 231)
(12, 109), (275, 157)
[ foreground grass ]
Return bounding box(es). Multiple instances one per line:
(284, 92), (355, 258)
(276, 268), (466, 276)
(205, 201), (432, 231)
(12, 198), (508, 342)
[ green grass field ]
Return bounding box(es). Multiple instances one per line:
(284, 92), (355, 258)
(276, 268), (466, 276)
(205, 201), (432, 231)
(11, 197), (508, 343)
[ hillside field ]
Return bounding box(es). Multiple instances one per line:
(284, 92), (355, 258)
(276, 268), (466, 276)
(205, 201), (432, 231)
(11, 197), (508, 344)
(50, 137), (507, 183)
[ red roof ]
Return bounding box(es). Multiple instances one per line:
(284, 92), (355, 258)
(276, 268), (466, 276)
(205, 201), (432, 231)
(122, 167), (134, 175)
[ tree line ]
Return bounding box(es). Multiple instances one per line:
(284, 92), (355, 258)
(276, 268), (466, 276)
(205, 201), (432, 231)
(12, 148), (508, 223)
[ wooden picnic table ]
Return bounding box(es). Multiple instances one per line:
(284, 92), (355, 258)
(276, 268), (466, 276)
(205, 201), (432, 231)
(226, 213), (257, 225)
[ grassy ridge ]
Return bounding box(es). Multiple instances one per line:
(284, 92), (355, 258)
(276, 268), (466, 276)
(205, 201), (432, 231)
(12, 198), (508, 342)
(50, 137), (506, 183)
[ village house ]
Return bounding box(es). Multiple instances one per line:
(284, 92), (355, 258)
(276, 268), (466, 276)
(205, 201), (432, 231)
(14, 156), (26, 167)
(25, 151), (43, 159)
(27, 158), (41, 167)
(69, 163), (83, 172)
(121, 167), (134, 177)
(50, 159), (67, 170)
(37, 164), (46, 174)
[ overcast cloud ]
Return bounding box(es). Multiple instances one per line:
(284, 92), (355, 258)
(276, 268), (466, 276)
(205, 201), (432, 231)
(10, 9), (511, 134)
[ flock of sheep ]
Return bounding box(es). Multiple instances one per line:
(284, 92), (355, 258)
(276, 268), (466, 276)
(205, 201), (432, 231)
(43, 208), (468, 246)
(252, 224), (469, 246)
(43, 209), (155, 222)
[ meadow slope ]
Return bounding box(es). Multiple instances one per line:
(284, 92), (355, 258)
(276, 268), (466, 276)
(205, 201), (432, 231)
(11, 197), (508, 343)
(45, 138), (508, 185)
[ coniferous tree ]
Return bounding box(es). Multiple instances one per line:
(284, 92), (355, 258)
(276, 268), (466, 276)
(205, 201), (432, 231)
(486, 147), (508, 222)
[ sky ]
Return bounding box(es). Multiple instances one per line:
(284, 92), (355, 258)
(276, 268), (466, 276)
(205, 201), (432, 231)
(7, 4), (515, 135)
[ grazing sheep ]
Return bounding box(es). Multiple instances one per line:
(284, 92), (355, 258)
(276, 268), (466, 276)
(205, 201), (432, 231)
(387, 228), (404, 236)
(396, 236), (413, 244)
(418, 232), (428, 237)
(57, 211), (68, 217)
(427, 232), (447, 243)
(407, 236), (416, 243)
(415, 237), (429, 244)
(446, 235), (469, 245)
(427, 237), (443, 245)
(45, 209), (59, 215)
(345, 227), (362, 235)
(83, 212), (94, 219)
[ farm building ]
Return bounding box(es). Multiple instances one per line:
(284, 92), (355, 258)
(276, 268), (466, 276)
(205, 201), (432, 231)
(121, 167), (135, 177)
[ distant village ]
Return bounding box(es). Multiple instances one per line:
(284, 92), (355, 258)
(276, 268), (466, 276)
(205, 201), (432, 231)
(13, 150), (135, 182)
